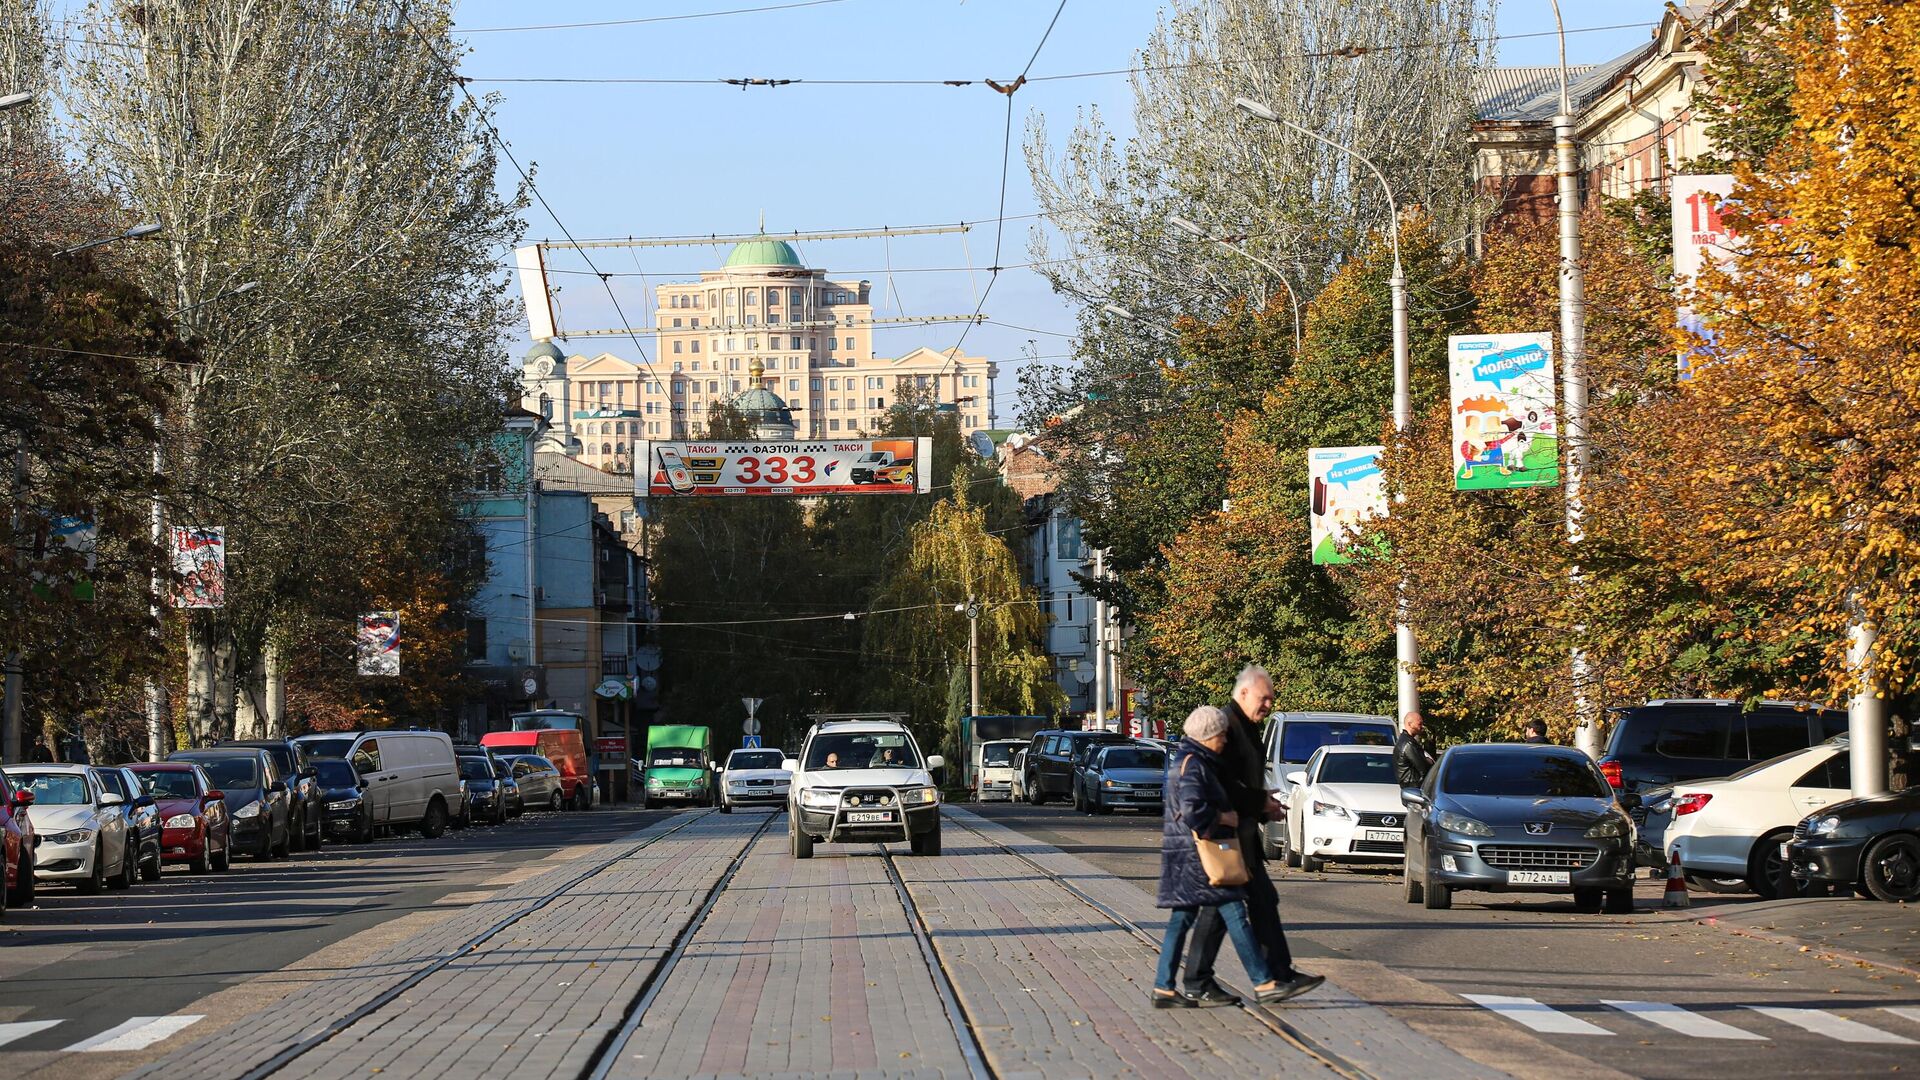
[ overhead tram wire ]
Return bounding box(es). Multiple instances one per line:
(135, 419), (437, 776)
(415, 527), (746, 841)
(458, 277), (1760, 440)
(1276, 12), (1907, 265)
(452, 0), (853, 34)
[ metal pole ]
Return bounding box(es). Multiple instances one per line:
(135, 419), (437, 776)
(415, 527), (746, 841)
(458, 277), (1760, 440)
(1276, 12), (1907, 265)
(146, 435), (167, 761)
(1092, 549), (1108, 730)
(966, 597), (981, 720)
(3, 448), (26, 763)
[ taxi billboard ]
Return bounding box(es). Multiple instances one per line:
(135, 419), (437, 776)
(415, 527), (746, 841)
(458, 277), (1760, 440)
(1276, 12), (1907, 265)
(636, 437), (933, 496)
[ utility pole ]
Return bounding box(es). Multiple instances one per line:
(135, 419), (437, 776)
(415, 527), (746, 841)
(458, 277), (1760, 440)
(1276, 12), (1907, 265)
(1092, 549), (1108, 730)
(965, 597), (981, 720)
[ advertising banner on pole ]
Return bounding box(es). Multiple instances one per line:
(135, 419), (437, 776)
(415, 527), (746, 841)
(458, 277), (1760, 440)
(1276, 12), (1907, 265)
(30, 515), (97, 600)
(356, 612), (401, 676)
(635, 437), (933, 496)
(1308, 446), (1387, 565)
(170, 526), (226, 608)
(1671, 174), (1740, 377)
(1447, 333), (1560, 491)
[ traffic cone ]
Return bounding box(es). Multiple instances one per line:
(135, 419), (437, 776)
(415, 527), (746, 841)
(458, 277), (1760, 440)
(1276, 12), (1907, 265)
(1663, 849), (1690, 909)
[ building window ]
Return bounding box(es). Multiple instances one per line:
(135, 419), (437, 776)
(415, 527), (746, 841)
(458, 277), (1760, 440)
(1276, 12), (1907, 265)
(601, 442), (611, 456)
(746, 338), (758, 350)
(788, 379), (799, 391)
(808, 337), (817, 350)
(790, 288), (804, 307)
(745, 289), (757, 306)
(844, 336), (854, 350)
(828, 399), (837, 411)
(810, 378), (822, 391)
(724, 291), (736, 307)
(538, 392), (552, 420)
(691, 317), (701, 328)
(830, 419), (840, 431)
(767, 313), (780, 326)
(691, 340), (701, 353)
(728, 358), (740, 371)
(731, 379), (741, 391)
(673, 340), (683, 354)
(708, 380), (719, 393)
(826, 338), (836, 351)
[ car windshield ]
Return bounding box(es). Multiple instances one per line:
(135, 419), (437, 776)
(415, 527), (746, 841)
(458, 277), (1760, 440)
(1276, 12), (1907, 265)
(9, 772), (89, 805)
(1443, 752), (1611, 798)
(138, 770), (201, 798)
(184, 757), (261, 790)
(980, 744), (1017, 766)
(1316, 753), (1397, 785)
(649, 748), (705, 768)
(806, 732), (920, 770)
(729, 751), (783, 770)
(1277, 721), (1394, 764)
(459, 758), (495, 781)
(298, 737), (354, 761)
(313, 760), (359, 787)
(1101, 749), (1165, 771)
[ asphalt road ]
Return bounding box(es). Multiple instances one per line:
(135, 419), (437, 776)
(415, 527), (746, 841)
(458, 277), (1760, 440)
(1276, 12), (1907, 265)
(0, 805), (668, 1075)
(975, 800), (1920, 1080)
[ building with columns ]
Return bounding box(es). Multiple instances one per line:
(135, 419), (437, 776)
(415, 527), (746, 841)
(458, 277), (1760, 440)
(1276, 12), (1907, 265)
(531, 238), (998, 474)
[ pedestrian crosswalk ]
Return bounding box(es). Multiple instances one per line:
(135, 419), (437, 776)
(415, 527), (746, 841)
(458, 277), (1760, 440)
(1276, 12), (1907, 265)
(0, 1014), (203, 1053)
(1465, 994), (1920, 1044)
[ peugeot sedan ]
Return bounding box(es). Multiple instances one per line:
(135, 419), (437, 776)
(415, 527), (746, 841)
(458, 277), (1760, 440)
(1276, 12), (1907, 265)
(1402, 744), (1636, 913)
(2, 764), (133, 893)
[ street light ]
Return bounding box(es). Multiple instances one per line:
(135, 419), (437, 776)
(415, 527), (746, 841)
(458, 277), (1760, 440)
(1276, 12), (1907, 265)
(1235, 95), (1419, 724)
(1165, 214), (1302, 354)
(0, 90), (33, 111)
(171, 280), (259, 318)
(58, 221), (161, 257)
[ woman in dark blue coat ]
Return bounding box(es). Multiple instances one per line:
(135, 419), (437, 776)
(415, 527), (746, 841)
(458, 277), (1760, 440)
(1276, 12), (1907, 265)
(1153, 706), (1286, 1006)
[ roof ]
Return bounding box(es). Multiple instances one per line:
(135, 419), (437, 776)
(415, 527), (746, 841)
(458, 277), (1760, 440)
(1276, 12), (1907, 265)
(2, 761), (89, 772)
(814, 719), (911, 733)
(524, 340), (566, 363)
(1474, 66), (1591, 122)
(1317, 744), (1395, 755)
(724, 238), (804, 269)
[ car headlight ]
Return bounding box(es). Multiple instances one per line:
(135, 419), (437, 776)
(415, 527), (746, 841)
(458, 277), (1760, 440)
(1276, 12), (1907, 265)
(233, 802), (261, 819)
(163, 814), (198, 829)
(1103, 778), (1117, 788)
(800, 789), (840, 809)
(1805, 815), (1842, 836)
(900, 787), (938, 805)
(646, 777), (663, 789)
(1437, 811), (1494, 837)
(1311, 800), (1351, 820)
(46, 828), (94, 845)
(1585, 816), (1629, 838)
(327, 799), (361, 811)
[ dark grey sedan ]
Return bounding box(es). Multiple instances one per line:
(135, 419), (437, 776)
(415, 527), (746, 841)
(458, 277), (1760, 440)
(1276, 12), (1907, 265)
(1079, 744), (1167, 814)
(1401, 744), (1636, 913)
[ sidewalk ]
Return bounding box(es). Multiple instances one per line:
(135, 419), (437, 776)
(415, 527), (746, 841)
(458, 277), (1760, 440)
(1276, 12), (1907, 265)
(1693, 893), (1920, 980)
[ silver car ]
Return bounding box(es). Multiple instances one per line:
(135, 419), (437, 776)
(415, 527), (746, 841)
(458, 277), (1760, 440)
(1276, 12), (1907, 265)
(507, 755), (564, 812)
(2, 764), (134, 893)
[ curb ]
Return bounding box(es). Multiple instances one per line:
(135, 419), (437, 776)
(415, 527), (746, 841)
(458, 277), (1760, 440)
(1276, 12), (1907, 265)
(1695, 910), (1920, 981)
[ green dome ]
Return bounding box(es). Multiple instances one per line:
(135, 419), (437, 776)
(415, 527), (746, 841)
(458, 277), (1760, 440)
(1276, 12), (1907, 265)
(723, 238), (804, 269)
(524, 340), (565, 363)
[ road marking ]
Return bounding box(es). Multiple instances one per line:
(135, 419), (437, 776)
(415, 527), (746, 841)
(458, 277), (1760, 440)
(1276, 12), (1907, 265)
(1885, 1007), (1920, 1028)
(1464, 994), (1612, 1036)
(1602, 1000), (1766, 1040)
(1745, 1007), (1916, 1044)
(63, 1015), (204, 1053)
(0, 1021), (63, 1048)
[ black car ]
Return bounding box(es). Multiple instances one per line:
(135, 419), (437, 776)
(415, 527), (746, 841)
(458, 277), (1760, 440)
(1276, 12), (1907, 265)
(458, 754), (508, 826)
(1597, 699), (1846, 796)
(95, 766), (163, 883)
(220, 739), (323, 851)
(170, 748), (292, 860)
(1787, 786), (1920, 902)
(1022, 729), (1129, 805)
(311, 757), (373, 843)
(1402, 744), (1636, 913)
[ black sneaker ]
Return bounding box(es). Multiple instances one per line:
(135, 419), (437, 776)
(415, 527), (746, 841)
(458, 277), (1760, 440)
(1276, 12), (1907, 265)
(1255, 973), (1326, 1004)
(1149, 989), (1197, 1009)
(1179, 984), (1243, 1007)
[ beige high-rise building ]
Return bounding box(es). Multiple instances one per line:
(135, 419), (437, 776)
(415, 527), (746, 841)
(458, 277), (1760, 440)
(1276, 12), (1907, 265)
(547, 238), (997, 475)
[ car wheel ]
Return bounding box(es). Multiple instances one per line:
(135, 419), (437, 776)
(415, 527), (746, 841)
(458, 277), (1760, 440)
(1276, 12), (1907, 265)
(256, 831), (274, 860)
(1403, 866), (1424, 904)
(790, 820), (814, 860)
(421, 799), (448, 840)
(358, 812), (375, 844)
(287, 811), (304, 853)
(1300, 849), (1324, 874)
(638, 796), (649, 811)
(273, 821), (292, 858)
(1422, 865), (1452, 910)
(910, 823), (942, 856)
(141, 840), (162, 882)
(548, 790), (563, 813)
(77, 842), (106, 894)
(1603, 888), (1636, 914)
(1071, 784), (1085, 812)
(719, 799), (732, 814)
(190, 831), (210, 874)
(109, 841), (134, 890)
(1746, 829), (1797, 900)
(11, 849), (34, 906)
(1025, 775), (1044, 805)
(1095, 795), (1113, 816)
(211, 835), (230, 872)
(1572, 887), (1604, 913)
(1684, 872), (1748, 894)
(1862, 833), (1920, 903)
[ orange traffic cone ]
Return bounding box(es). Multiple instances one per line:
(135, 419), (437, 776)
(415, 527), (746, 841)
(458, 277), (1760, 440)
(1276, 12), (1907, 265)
(1663, 849), (1690, 909)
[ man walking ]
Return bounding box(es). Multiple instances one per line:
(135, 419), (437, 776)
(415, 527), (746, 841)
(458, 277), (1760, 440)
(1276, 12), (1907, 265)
(1522, 719), (1551, 745)
(1179, 665), (1323, 1005)
(1394, 710), (1436, 788)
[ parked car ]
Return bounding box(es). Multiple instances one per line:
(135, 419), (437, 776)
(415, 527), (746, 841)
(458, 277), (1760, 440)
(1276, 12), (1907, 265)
(786, 718), (943, 858)
(482, 729), (592, 810)
(1641, 740), (1854, 897)
(1261, 712), (1394, 859)
(169, 748), (291, 860)
(1022, 730), (1130, 805)
(500, 769), (525, 818)
(1597, 698), (1846, 797)
(0, 769), (36, 913)
(973, 738), (1025, 802)
(718, 747), (789, 813)
(94, 766), (163, 882)
(1280, 745), (1405, 872)
(506, 755), (564, 811)
(2, 763), (134, 893)
(310, 757), (374, 843)
(292, 730), (463, 837)
(1787, 785), (1920, 902)
(220, 738), (323, 851)
(128, 762), (231, 873)
(457, 754), (508, 826)
(1075, 743), (1168, 815)
(1401, 744), (1636, 913)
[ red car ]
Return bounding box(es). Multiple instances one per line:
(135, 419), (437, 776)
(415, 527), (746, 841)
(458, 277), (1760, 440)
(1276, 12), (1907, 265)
(0, 769), (35, 916)
(127, 763), (231, 874)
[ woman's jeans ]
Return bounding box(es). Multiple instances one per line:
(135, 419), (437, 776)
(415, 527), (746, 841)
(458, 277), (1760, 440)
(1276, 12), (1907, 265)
(1155, 901), (1273, 990)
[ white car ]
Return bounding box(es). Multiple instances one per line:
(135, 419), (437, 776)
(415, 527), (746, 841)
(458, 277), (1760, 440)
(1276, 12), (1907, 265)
(2, 764), (135, 893)
(1648, 740), (1853, 897)
(1261, 711), (1395, 860)
(786, 719), (943, 858)
(719, 747), (790, 813)
(1280, 746), (1406, 873)
(974, 738), (1025, 801)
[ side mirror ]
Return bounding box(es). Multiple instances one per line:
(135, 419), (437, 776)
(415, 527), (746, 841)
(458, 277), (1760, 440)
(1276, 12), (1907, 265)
(12, 789), (34, 808)
(269, 780), (288, 794)
(782, 758), (799, 773)
(300, 768), (317, 780)
(1400, 787), (1429, 809)
(357, 780), (369, 790)
(204, 789), (225, 803)
(1284, 770), (1307, 787)
(135, 794), (155, 808)
(927, 755), (946, 771)
(100, 792), (127, 808)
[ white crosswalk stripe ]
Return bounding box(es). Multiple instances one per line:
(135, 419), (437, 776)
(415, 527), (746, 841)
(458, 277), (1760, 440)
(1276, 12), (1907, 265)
(1463, 994), (1613, 1036)
(1603, 999), (1766, 1040)
(1883, 1006), (1920, 1028)
(60, 1015), (204, 1053)
(0, 1021), (63, 1048)
(1745, 1007), (1917, 1045)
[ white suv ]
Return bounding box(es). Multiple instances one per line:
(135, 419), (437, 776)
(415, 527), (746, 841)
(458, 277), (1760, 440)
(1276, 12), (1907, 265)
(784, 720), (944, 858)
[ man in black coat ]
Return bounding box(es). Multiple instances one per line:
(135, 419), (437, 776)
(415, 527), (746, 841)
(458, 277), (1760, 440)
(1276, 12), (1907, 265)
(1522, 719), (1551, 745)
(1395, 711), (1436, 788)
(1178, 665), (1323, 1005)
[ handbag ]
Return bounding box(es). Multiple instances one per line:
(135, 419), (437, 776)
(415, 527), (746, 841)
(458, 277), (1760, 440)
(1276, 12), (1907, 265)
(1179, 757), (1249, 887)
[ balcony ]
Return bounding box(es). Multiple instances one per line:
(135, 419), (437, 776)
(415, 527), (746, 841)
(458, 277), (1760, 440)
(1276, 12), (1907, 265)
(601, 654), (629, 676)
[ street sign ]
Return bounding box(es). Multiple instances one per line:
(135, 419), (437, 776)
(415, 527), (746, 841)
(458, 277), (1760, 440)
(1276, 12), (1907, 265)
(742, 735), (762, 749)
(743, 717), (761, 736)
(593, 736), (627, 756)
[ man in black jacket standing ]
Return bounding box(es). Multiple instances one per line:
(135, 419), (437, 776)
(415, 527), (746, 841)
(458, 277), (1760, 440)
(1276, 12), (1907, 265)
(1178, 665), (1323, 1005)
(1395, 711), (1436, 788)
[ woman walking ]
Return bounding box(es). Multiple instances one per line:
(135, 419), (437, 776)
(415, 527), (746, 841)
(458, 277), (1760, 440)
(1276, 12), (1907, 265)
(1151, 706), (1294, 1007)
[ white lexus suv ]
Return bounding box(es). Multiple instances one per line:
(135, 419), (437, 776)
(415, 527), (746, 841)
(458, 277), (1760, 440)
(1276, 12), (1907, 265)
(785, 719), (943, 858)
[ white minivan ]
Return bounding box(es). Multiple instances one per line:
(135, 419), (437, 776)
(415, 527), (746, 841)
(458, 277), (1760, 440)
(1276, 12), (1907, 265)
(293, 730), (463, 837)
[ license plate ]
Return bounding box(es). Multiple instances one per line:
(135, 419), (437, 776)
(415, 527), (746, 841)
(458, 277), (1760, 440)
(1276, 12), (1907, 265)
(1781, 841), (1790, 858)
(1363, 829), (1403, 842)
(846, 811), (894, 823)
(1507, 870), (1571, 885)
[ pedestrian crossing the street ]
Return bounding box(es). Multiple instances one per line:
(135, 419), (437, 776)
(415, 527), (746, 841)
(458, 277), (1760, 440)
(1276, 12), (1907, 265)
(0, 1014), (203, 1053)
(1465, 994), (1920, 1044)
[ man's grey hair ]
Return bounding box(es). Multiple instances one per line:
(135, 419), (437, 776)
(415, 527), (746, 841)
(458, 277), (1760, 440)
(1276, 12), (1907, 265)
(1185, 706), (1231, 742)
(1233, 665), (1272, 693)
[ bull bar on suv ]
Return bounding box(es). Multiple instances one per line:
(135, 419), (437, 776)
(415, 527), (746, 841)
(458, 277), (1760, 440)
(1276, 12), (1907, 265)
(795, 783), (940, 844)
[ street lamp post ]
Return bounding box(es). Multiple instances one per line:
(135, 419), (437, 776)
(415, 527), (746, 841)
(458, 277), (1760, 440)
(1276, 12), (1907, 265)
(1234, 96), (1419, 723)
(57, 222), (161, 257)
(0, 90), (33, 111)
(1165, 214), (1302, 354)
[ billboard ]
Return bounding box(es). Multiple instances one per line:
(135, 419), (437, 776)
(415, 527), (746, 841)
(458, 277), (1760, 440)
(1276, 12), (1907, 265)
(170, 526), (226, 608)
(1308, 446), (1386, 566)
(636, 437), (934, 496)
(1671, 175), (1740, 377)
(1448, 333), (1559, 491)
(356, 612), (401, 676)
